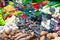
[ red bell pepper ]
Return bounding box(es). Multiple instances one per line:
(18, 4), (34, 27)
(40, 1), (48, 6)
(32, 3), (40, 9)
(20, 14), (27, 19)
(0, 2), (5, 8)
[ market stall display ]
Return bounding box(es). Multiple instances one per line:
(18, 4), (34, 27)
(0, 0), (60, 40)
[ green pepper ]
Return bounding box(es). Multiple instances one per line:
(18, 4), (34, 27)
(0, 8), (3, 13)
(0, 13), (5, 26)
(17, 11), (23, 16)
(32, 0), (44, 3)
(54, 3), (60, 8)
(22, 0), (31, 6)
(9, 1), (15, 6)
(44, 1), (58, 9)
(5, 12), (10, 16)
(35, 10), (42, 16)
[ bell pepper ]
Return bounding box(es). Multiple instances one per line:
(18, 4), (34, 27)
(0, 8), (3, 13)
(32, 3), (40, 9)
(0, 13), (5, 26)
(9, 1), (15, 6)
(43, 1), (58, 9)
(35, 10), (42, 16)
(40, 1), (49, 6)
(17, 11), (23, 17)
(53, 3), (60, 8)
(22, 0), (31, 6)
(32, 0), (44, 3)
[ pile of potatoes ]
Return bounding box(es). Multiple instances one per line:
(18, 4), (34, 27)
(0, 29), (35, 40)
(40, 31), (60, 40)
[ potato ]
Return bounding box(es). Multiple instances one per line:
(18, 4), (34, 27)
(14, 34), (29, 40)
(2, 32), (8, 38)
(47, 33), (52, 39)
(14, 33), (23, 38)
(3, 38), (8, 40)
(51, 39), (54, 40)
(54, 37), (60, 40)
(8, 34), (11, 38)
(31, 38), (38, 40)
(57, 31), (60, 35)
(11, 36), (15, 40)
(10, 30), (16, 36)
(5, 29), (11, 35)
(31, 32), (34, 36)
(19, 35), (33, 40)
(15, 30), (20, 33)
(52, 33), (58, 38)
(0, 29), (34, 40)
(40, 31), (48, 36)
(0, 33), (3, 37)
(40, 36), (45, 40)
(8, 39), (11, 40)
